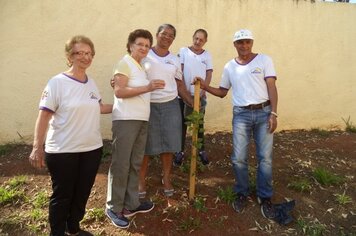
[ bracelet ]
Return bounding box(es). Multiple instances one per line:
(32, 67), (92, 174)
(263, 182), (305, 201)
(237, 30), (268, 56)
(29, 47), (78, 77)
(270, 111), (278, 117)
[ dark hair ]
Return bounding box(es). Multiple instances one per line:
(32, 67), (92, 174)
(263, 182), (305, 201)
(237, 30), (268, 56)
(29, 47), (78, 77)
(126, 29), (153, 53)
(65, 35), (95, 66)
(193, 29), (208, 39)
(156, 24), (176, 37)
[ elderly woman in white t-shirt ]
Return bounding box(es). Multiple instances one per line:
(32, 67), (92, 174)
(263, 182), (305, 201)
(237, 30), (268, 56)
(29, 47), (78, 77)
(29, 35), (112, 236)
(139, 24), (193, 198)
(106, 29), (165, 229)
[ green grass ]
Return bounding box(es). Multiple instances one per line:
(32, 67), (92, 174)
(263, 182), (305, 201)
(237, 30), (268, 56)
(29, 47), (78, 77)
(217, 186), (236, 204)
(312, 167), (344, 186)
(0, 176), (28, 205)
(82, 208), (106, 223)
(334, 192), (352, 205)
(342, 116), (356, 133)
(297, 218), (326, 236)
(288, 178), (312, 192)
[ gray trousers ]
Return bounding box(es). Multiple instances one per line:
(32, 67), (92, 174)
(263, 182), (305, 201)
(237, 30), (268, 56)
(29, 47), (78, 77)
(106, 120), (148, 212)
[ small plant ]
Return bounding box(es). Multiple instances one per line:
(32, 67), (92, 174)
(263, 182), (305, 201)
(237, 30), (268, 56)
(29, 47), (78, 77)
(288, 179), (312, 192)
(185, 111), (205, 150)
(0, 142), (21, 156)
(193, 196), (207, 212)
(334, 192), (352, 205)
(7, 175), (27, 188)
(217, 186), (237, 204)
(342, 116), (356, 133)
(297, 217), (326, 236)
(178, 216), (201, 231)
(101, 144), (111, 161)
(312, 167), (344, 186)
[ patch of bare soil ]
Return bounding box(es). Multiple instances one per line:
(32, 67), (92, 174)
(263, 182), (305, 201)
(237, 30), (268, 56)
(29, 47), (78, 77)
(0, 130), (355, 235)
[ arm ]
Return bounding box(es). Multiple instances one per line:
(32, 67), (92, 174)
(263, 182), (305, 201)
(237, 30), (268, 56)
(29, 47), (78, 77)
(195, 77), (229, 98)
(201, 70), (213, 98)
(114, 74), (164, 98)
(176, 78), (193, 107)
(266, 77), (278, 133)
(29, 110), (53, 169)
(99, 101), (113, 114)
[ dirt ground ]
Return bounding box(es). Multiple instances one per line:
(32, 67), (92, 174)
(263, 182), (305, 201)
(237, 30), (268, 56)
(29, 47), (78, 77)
(0, 130), (355, 236)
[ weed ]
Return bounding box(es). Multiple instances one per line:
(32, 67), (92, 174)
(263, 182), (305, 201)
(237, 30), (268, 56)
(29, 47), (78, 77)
(217, 186), (236, 204)
(0, 142), (22, 156)
(342, 116), (356, 133)
(297, 217), (326, 236)
(178, 216), (201, 231)
(193, 196), (207, 212)
(310, 128), (330, 137)
(288, 179), (312, 192)
(0, 176), (28, 205)
(334, 192), (352, 205)
(32, 190), (49, 208)
(82, 208), (106, 223)
(101, 144), (111, 161)
(7, 175), (27, 188)
(312, 167), (344, 186)
(29, 208), (47, 221)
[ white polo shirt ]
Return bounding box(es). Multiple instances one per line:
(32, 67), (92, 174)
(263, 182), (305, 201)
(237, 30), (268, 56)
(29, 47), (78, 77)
(143, 49), (182, 103)
(220, 54), (276, 107)
(39, 73), (103, 153)
(112, 54), (151, 121)
(179, 47), (213, 95)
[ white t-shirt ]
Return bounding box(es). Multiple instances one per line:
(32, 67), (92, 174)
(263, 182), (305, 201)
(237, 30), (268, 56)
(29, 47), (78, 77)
(112, 55), (150, 121)
(143, 49), (182, 103)
(179, 47), (213, 95)
(220, 54), (276, 107)
(39, 73), (103, 153)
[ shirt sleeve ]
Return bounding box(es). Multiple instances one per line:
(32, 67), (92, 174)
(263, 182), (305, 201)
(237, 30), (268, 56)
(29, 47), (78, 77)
(219, 65), (231, 89)
(39, 79), (58, 112)
(174, 56), (183, 80)
(263, 55), (277, 79)
(113, 59), (130, 77)
(179, 47), (185, 64)
(205, 51), (213, 71)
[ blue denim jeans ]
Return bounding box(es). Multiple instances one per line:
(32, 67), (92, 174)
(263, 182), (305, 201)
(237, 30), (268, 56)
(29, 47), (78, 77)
(231, 105), (273, 199)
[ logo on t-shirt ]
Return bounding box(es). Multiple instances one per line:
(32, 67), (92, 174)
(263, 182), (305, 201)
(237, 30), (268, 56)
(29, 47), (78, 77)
(251, 67), (262, 74)
(41, 90), (48, 100)
(89, 92), (98, 100)
(165, 60), (175, 65)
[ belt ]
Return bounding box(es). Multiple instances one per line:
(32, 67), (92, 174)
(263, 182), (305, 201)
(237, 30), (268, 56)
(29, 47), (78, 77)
(239, 100), (270, 110)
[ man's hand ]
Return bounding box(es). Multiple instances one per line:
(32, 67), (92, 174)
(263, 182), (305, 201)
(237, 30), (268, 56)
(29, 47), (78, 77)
(268, 115), (278, 133)
(192, 77), (206, 90)
(148, 79), (165, 91)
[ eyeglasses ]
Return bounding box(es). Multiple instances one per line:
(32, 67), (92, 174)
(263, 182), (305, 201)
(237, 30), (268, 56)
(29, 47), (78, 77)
(72, 51), (94, 57)
(134, 43), (151, 49)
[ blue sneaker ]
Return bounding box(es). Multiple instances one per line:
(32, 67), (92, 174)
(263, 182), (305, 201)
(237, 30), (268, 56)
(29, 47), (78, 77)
(199, 151), (209, 165)
(105, 208), (130, 229)
(173, 151), (184, 166)
(122, 201), (154, 218)
(257, 197), (276, 219)
(232, 194), (247, 213)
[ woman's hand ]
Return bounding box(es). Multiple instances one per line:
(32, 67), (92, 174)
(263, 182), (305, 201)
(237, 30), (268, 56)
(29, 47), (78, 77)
(29, 147), (46, 169)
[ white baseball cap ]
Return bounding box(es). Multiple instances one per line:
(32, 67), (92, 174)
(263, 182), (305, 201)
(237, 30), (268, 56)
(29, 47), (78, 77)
(233, 29), (254, 42)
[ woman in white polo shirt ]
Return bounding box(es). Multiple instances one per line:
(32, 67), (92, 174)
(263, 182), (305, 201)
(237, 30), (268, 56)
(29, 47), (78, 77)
(106, 29), (165, 229)
(139, 24), (192, 198)
(29, 35), (112, 236)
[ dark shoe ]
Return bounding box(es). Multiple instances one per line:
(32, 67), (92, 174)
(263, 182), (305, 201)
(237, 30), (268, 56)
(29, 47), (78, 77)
(173, 151), (184, 166)
(199, 151), (209, 165)
(258, 197), (276, 219)
(232, 195), (247, 213)
(122, 201), (154, 218)
(105, 208), (130, 229)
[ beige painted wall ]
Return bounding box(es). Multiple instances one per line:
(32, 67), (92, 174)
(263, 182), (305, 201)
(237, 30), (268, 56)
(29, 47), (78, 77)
(1, 0), (355, 143)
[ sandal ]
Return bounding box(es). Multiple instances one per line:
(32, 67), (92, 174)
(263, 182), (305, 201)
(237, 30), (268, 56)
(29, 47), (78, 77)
(161, 179), (174, 197)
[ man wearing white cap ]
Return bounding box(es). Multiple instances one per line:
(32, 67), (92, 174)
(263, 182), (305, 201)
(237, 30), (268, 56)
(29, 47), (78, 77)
(196, 29), (278, 219)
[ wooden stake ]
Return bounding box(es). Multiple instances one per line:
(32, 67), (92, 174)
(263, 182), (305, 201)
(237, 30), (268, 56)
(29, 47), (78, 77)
(189, 80), (200, 200)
